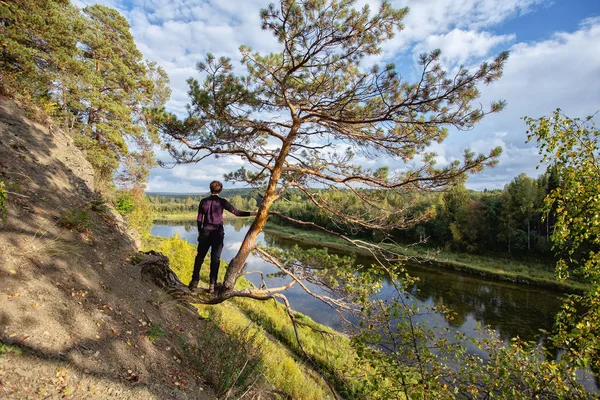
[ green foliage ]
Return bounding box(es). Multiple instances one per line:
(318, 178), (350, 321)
(115, 191), (136, 215)
(146, 324), (166, 341)
(148, 192), (259, 216)
(149, 195), (201, 214)
(115, 189), (154, 239)
(127, 190), (155, 239)
(346, 262), (591, 399)
(0, 0), (84, 102)
(1, 0), (170, 189)
(0, 342), (23, 357)
(58, 208), (91, 232)
(269, 178), (557, 259)
(72, 5), (170, 187)
(0, 180), (7, 222)
(526, 110), (600, 379)
(456, 330), (588, 399)
(156, 233), (196, 279)
(90, 196), (109, 213)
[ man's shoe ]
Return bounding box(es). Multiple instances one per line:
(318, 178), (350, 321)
(208, 283), (215, 294)
(188, 280), (199, 290)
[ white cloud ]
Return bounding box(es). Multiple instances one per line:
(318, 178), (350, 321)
(394, 0), (546, 43)
(419, 18), (600, 190)
(481, 20), (600, 125)
(470, 19), (600, 150)
(415, 29), (515, 65)
(467, 144), (542, 190)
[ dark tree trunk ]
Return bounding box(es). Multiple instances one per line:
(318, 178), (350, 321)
(527, 219), (531, 253)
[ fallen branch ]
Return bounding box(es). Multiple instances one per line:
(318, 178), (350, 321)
(7, 191), (30, 198)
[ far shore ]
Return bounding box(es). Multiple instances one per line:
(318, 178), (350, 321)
(152, 214), (588, 294)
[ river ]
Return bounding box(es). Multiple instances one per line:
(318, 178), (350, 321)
(152, 220), (564, 343)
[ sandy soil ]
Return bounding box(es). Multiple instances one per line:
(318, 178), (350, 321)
(0, 98), (217, 399)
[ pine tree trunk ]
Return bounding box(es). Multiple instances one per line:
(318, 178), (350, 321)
(221, 126), (298, 292)
(527, 219), (531, 253)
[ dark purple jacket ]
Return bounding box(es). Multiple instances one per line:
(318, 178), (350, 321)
(197, 195), (250, 231)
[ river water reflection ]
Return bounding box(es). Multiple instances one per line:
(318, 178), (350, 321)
(152, 220), (565, 345)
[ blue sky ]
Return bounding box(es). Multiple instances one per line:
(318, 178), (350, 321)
(75, 0), (600, 193)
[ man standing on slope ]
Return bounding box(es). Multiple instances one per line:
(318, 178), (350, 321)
(189, 181), (257, 293)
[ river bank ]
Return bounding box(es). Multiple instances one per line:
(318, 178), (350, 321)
(153, 212), (197, 221)
(153, 211), (247, 222)
(261, 222), (589, 294)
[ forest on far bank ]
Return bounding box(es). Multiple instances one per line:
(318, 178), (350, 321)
(149, 168), (566, 263)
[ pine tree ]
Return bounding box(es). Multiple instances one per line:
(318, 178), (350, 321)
(73, 5), (170, 187)
(152, 0), (506, 293)
(0, 0), (84, 106)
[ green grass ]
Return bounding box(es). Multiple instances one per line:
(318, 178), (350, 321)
(179, 317), (264, 398)
(153, 212), (198, 222)
(146, 324), (166, 341)
(153, 212), (253, 222)
(0, 342), (23, 357)
(231, 294), (386, 399)
(262, 222), (589, 293)
(58, 207), (91, 232)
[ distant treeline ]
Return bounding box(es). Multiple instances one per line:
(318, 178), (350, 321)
(151, 170), (566, 260)
(269, 171), (560, 259)
(149, 189), (259, 214)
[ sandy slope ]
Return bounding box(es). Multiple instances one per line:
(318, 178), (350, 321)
(0, 98), (216, 399)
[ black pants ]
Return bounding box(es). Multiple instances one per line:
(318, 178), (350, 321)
(192, 227), (225, 285)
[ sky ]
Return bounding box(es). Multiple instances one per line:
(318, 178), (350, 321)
(75, 0), (600, 193)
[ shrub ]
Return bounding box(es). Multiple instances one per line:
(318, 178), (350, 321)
(58, 208), (91, 232)
(126, 190), (154, 239)
(115, 191), (136, 215)
(90, 196), (109, 213)
(146, 324), (166, 341)
(158, 233), (196, 279)
(115, 189), (154, 239)
(0, 342), (22, 357)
